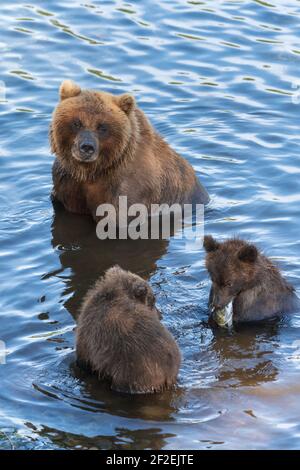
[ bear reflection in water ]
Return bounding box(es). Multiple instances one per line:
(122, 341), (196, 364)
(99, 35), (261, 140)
(50, 203), (169, 320)
(210, 321), (281, 388)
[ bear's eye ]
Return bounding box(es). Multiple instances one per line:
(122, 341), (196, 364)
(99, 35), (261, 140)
(97, 123), (109, 135)
(72, 119), (82, 130)
(225, 281), (233, 288)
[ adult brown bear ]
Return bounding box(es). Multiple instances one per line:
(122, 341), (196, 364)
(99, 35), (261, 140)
(50, 80), (209, 222)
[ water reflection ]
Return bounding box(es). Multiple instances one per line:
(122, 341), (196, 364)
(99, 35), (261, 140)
(26, 422), (176, 450)
(50, 203), (169, 319)
(211, 322), (280, 388)
(70, 360), (183, 421)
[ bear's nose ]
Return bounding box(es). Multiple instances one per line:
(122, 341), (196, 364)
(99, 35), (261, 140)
(80, 142), (95, 155)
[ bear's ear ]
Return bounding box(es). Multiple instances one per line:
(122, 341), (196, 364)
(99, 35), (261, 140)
(117, 94), (135, 115)
(203, 235), (219, 253)
(238, 244), (258, 263)
(132, 281), (148, 303)
(59, 80), (81, 101)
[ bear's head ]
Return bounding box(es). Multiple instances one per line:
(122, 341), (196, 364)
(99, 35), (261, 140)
(50, 80), (136, 179)
(203, 235), (260, 311)
(90, 266), (162, 319)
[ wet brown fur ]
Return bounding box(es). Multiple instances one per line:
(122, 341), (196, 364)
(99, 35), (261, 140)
(76, 266), (181, 393)
(50, 80), (209, 221)
(204, 235), (299, 323)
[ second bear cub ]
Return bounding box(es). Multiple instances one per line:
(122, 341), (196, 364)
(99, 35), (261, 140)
(76, 266), (181, 393)
(204, 235), (299, 324)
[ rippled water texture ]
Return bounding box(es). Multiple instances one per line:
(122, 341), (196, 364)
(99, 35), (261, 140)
(0, 0), (300, 450)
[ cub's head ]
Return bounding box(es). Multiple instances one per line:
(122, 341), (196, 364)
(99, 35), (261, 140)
(91, 266), (161, 319)
(50, 80), (136, 177)
(203, 235), (260, 311)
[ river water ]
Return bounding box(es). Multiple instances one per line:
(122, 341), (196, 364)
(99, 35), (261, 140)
(0, 0), (300, 449)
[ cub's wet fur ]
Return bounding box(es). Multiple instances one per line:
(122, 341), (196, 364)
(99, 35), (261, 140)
(204, 235), (299, 323)
(76, 266), (181, 393)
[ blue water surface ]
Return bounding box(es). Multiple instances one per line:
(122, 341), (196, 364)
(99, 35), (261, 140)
(0, 0), (300, 450)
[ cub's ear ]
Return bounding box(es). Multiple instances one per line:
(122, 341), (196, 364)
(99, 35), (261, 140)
(203, 235), (219, 253)
(238, 244), (258, 263)
(132, 281), (148, 303)
(59, 80), (81, 101)
(117, 93), (135, 115)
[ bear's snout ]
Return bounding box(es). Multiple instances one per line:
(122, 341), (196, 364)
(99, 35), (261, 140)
(211, 287), (233, 312)
(80, 141), (95, 156)
(72, 130), (99, 162)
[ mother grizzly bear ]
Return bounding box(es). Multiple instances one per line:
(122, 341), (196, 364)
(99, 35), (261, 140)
(50, 80), (209, 223)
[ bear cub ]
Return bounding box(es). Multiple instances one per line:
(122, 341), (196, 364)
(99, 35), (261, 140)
(76, 266), (181, 393)
(204, 235), (299, 324)
(50, 80), (209, 222)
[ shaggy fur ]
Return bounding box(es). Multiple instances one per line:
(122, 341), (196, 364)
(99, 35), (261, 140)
(76, 266), (181, 393)
(50, 80), (209, 222)
(204, 235), (299, 323)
